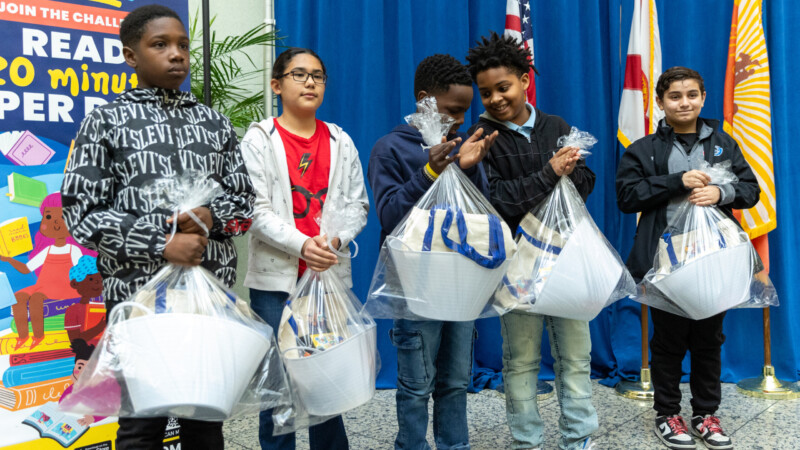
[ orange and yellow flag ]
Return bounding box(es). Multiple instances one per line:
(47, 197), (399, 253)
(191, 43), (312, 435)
(723, 0), (775, 264)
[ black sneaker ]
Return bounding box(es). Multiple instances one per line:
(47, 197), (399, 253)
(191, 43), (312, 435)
(654, 415), (697, 449)
(691, 415), (733, 449)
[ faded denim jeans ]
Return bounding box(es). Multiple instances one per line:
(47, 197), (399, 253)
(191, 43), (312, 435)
(500, 311), (598, 450)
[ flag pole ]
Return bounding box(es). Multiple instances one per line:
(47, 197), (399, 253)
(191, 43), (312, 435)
(736, 308), (800, 399)
(615, 304), (653, 400)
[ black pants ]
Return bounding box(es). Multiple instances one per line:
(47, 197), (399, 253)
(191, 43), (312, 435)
(650, 307), (726, 417)
(116, 417), (223, 450)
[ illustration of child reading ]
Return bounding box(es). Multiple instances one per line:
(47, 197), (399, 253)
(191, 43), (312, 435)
(0, 193), (96, 349)
(64, 256), (105, 345)
(23, 339), (114, 447)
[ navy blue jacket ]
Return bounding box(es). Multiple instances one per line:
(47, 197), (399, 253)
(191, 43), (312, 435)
(368, 124), (490, 245)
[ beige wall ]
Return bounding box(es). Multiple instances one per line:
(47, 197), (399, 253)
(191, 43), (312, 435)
(187, 0), (271, 302)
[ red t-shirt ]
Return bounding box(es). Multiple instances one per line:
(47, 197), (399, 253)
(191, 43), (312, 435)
(275, 119), (331, 276)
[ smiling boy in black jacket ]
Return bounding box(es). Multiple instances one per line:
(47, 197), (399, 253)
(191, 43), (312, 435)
(60, 5), (254, 449)
(616, 67), (759, 450)
(467, 32), (597, 450)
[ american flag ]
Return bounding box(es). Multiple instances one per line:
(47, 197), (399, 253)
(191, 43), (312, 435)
(504, 0), (536, 105)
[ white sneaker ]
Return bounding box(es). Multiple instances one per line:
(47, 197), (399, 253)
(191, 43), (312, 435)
(654, 415), (697, 449)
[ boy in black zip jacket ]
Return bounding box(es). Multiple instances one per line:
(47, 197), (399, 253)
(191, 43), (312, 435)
(466, 32), (597, 450)
(616, 67), (759, 450)
(60, 5), (254, 449)
(368, 54), (496, 450)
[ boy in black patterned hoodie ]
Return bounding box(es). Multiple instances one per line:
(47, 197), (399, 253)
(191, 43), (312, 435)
(60, 5), (254, 449)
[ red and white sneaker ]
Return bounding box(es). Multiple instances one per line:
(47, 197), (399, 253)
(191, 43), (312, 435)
(691, 415), (733, 449)
(655, 415), (697, 449)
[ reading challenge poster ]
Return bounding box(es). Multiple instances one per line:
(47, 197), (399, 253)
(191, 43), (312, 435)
(0, 0), (188, 448)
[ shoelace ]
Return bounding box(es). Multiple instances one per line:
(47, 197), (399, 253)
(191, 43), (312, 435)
(667, 416), (689, 434)
(702, 415), (724, 435)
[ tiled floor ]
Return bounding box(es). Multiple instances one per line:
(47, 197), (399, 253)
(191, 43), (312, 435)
(222, 381), (800, 449)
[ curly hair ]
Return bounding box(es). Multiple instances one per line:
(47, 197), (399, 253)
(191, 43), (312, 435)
(414, 54), (472, 97)
(119, 4), (183, 48)
(71, 338), (96, 362)
(656, 66), (705, 99)
(466, 31), (536, 80)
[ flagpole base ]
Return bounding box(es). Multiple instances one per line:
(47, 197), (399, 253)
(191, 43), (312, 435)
(537, 379), (554, 401)
(615, 368), (654, 400)
(737, 365), (800, 400)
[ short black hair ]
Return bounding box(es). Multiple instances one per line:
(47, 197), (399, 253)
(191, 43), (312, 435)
(413, 54), (472, 97)
(119, 4), (183, 48)
(466, 31), (536, 80)
(656, 66), (705, 99)
(71, 338), (95, 362)
(273, 47), (327, 78)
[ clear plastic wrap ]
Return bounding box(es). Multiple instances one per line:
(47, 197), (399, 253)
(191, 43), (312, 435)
(557, 126), (598, 158)
(59, 173), (291, 420)
(364, 163), (517, 321)
(494, 129), (635, 321)
(272, 198), (378, 434)
(635, 155), (779, 319)
(404, 97), (456, 150)
(143, 169), (224, 238)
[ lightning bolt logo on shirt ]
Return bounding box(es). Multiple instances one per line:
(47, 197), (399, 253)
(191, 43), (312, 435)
(298, 152), (313, 177)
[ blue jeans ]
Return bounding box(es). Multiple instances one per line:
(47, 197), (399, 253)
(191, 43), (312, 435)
(500, 311), (598, 450)
(249, 289), (349, 450)
(391, 319), (475, 450)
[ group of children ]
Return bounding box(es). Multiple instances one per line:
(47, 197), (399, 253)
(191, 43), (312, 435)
(57, 4), (759, 450)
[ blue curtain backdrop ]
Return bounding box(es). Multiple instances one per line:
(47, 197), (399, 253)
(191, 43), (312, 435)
(274, 0), (800, 389)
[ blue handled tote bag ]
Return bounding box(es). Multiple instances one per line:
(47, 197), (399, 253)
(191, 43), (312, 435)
(365, 163), (516, 321)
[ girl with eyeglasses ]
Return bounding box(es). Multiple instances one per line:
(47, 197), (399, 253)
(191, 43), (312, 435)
(239, 47), (369, 450)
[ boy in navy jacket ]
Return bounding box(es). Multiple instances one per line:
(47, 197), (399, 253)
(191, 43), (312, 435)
(368, 54), (496, 449)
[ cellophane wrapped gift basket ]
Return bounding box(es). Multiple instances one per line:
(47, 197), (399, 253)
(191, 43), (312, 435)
(495, 128), (635, 321)
(60, 172), (291, 420)
(365, 98), (516, 321)
(272, 196), (378, 434)
(636, 153), (778, 319)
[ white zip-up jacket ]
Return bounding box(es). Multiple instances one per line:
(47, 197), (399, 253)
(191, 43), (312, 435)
(240, 117), (369, 294)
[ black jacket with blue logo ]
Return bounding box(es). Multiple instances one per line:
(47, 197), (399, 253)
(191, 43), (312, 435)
(615, 117), (760, 280)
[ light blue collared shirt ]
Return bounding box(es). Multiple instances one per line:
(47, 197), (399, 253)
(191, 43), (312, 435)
(503, 103), (536, 142)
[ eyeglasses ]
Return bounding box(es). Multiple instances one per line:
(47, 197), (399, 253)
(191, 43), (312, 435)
(278, 70), (328, 85)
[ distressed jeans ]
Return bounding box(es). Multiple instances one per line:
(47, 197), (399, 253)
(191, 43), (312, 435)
(500, 311), (598, 450)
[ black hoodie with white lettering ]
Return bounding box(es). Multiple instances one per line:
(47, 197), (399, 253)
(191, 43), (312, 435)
(61, 87), (255, 307)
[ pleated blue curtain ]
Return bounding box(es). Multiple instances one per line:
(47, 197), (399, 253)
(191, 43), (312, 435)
(274, 0), (800, 388)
